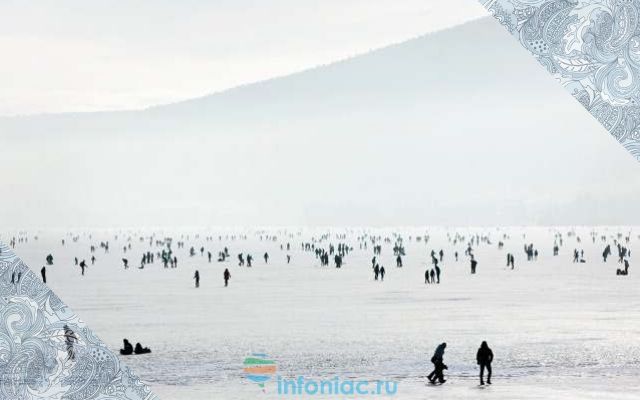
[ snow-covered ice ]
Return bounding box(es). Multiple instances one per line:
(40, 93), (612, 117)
(4, 227), (640, 399)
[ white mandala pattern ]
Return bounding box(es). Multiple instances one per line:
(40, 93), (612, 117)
(482, 0), (640, 159)
(0, 242), (158, 400)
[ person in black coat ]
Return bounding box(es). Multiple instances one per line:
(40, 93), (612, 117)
(120, 339), (133, 355)
(427, 343), (448, 384)
(134, 342), (151, 354)
(477, 341), (494, 385)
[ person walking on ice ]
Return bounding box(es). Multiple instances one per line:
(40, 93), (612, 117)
(194, 270), (200, 288)
(63, 324), (79, 361)
(427, 342), (447, 384)
(223, 268), (231, 287)
(477, 341), (494, 385)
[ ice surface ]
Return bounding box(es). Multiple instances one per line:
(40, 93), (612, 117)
(4, 227), (640, 399)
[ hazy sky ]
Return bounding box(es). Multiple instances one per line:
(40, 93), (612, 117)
(3, 16), (640, 228)
(0, 0), (487, 116)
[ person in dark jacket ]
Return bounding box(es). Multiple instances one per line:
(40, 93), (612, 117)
(134, 342), (151, 354)
(120, 339), (133, 355)
(224, 268), (231, 287)
(470, 256), (478, 274)
(427, 342), (447, 384)
(476, 341), (493, 385)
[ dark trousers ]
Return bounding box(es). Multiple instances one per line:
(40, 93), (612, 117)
(428, 361), (445, 383)
(480, 363), (492, 383)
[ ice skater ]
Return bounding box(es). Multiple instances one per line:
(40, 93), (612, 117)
(477, 341), (493, 385)
(380, 265), (386, 281)
(41, 266), (46, 283)
(224, 268), (231, 287)
(194, 270), (200, 288)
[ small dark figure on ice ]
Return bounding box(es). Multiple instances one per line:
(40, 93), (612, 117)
(427, 342), (447, 384)
(477, 341), (493, 385)
(120, 339), (134, 355)
(470, 256), (478, 274)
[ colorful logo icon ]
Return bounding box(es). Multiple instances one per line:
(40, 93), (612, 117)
(243, 353), (277, 389)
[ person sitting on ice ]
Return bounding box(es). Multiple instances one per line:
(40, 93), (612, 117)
(134, 342), (151, 354)
(120, 339), (133, 355)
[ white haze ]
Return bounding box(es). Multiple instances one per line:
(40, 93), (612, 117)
(0, 0), (488, 116)
(2, 18), (640, 228)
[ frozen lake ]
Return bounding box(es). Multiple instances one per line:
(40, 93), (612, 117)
(4, 227), (640, 399)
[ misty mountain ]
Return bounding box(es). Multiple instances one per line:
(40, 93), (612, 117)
(2, 17), (639, 227)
